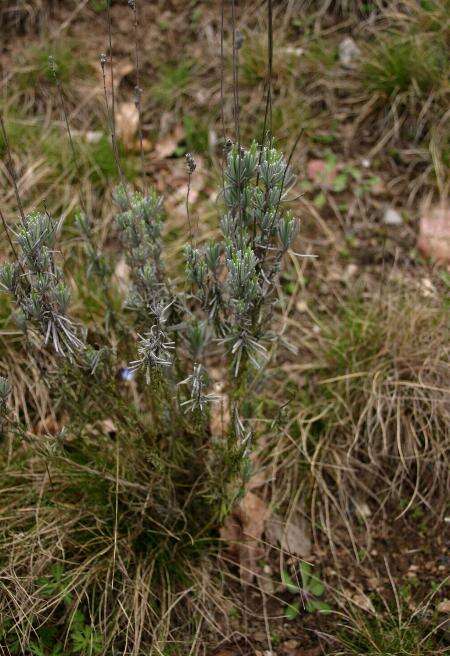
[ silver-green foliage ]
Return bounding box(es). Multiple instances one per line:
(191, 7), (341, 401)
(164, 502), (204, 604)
(1, 140), (298, 451)
(185, 141), (298, 377)
(0, 212), (83, 357)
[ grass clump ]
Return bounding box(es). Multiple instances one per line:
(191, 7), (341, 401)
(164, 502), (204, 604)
(358, 0), (449, 161)
(15, 38), (93, 91)
(335, 588), (447, 655)
(150, 61), (194, 111)
(0, 137), (299, 653)
(0, 113), (136, 215)
(279, 286), (449, 539)
(0, 0), (58, 36)
(363, 34), (447, 98)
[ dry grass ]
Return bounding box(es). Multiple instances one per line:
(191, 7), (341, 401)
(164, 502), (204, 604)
(333, 577), (448, 655)
(0, 0), (59, 35)
(0, 364), (231, 654)
(265, 279), (449, 550)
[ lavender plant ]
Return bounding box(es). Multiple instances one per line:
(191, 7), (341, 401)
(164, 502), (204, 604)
(0, 3), (302, 650)
(0, 211), (84, 357)
(0, 138), (299, 653)
(1, 140), (298, 495)
(185, 141), (298, 382)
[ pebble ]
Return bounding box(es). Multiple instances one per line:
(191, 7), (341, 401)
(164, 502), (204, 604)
(383, 206), (403, 226)
(418, 204), (450, 264)
(339, 37), (361, 67)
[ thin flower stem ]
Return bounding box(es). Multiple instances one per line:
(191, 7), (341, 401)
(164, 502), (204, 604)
(186, 173), (194, 246)
(230, 0), (244, 245)
(254, 0), (275, 248)
(0, 208), (23, 274)
(220, 0), (226, 189)
(0, 113), (28, 228)
(105, 1), (128, 192)
(100, 57), (131, 209)
(52, 64), (89, 220)
(130, 0), (146, 193)
(230, 0), (240, 148)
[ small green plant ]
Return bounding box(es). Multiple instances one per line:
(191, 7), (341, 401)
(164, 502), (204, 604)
(151, 61), (193, 109)
(282, 563), (332, 618)
(70, 612), (103, 655)
(363, 34), (447, 98)
(16, 39), (92, 90)
(336, 590), (445, 656)
(90, 0), (108, 12)
(183, 115), (209, 154)
(1, 564), (103, 655)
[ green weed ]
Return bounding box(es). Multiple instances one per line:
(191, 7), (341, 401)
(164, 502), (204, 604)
(336, 593), (446, 656)
(183, 115), (209, 154)
(363, 34), (447, 98)
(282, 564), (332, 618)
(15, 39), (92, 90)
(151, 61), (193, 109)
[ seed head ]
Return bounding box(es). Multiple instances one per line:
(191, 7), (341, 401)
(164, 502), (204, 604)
(47, 55), (58, 79)
(185, 153), (196, 175)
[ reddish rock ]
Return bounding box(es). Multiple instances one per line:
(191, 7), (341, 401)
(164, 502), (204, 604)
(418, 204), (450, 264)
(306, 159), (337, 187)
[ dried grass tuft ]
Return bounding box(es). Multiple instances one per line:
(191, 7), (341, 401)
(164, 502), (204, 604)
(271, 283), (449, 549)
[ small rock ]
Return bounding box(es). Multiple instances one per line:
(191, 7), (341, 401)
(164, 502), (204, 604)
(296, 300), (308, 313)
(283, 46), (305, 57)
(438, 600), (450, 614)
(85, 130), (103, 144)
(383, 206), (403, 226)
(344, 263), (358, 280)
(339, 37), (361, 68)
(420, 277), (435, 297)
(418, 204), (450, 264)
(115, 101), (139, 150)
(281, 640), (298, 654)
